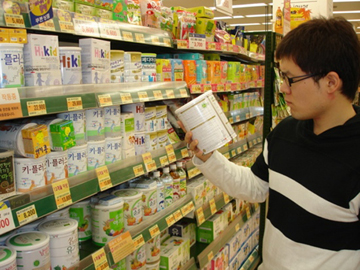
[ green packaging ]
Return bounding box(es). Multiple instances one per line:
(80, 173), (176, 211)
(50, 120), (76, 151)
(75, 2), (96, 15)
(53, 0), (75, 11)
(195, 18), (215, 42)
(95, 7), (112, 19)
(94, 0), (113, 10)
(112, 0), (141, 25)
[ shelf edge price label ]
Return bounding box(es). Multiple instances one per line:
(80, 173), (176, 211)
(209, 198), (217, 215)
(4, 13), (25, 28)
(166, 89), (175, 99)
(207, 42), (216, 50)
(133, 164), (144, 177)
(74, 19), (100, 37)
(16, 204), (38, 226)
(135, 33), (145, 43)
(122, 31), (133, 42)
(179, 88), (188, 97)
(181, 148), (189, 158)
(235, 223), (240, 232)
(231, 150), (236, 157)
(173, 210), (183, 222)
(223, 152), (230, 159)
(0, 205), (15, 235)
(0, 88), (23, 120)
(133, 234), (145, 249)
(159, 155), (169, 166)
(207, 251), (214, 262)
(59, 20), (75, 33)
(38, 19), (55, 31)
(151, 36), (160, 45)
(99, 21), (121, 40)
(189, 34), (206, 50)
(153, 90), (163, 100)
(177, 39), (188, 49)
(120, 93), (133, 104)
(149, 224), (160, 238)
(98, 94), (113, 107)
(188, 167), (199, 179)
(165, 214), (176, 227)
(163, 37), (171, 47)
(52, 179), (72, 209)
(138, 91), (149, 101)
(196, 207), (205, 225)
(67, 97), (83, 111)
(96, 166), (113, 191)
(223, 192), (230, 204)
(92, 247), (109, 270)
(243, 144), (248, 151)
(27, 100), (47, 116)
(237, 147), (242, 154)
(108, 231), (134, 263)
(165, 144), (176, 163)
(142, 153), (156, 172)
(191, 84), (201, 93)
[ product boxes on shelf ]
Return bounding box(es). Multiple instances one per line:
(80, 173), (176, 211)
(211, 246), (229, 270)
(196, 210), (227, 244)
(175, 53), (204, 60)
(187, 178), (206, 208)
(75, 2), (96, 15)
(169, 221), (196, 247)
(120, 113), (135, 149)
(161, 236), (191, 269)
(53, 0), (75, 11)
(186, 6), (214, 19)
(22, 124), (51, 159)
(156, 59), (172, 82)
(226, 231), (241, 262)
(50, 120), (76, 151)
(195, 18), (215, 42)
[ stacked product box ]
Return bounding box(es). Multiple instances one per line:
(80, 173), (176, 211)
(160, 236), (191, 270)
(168, 220), (196, 247)
(141, 53), (157, 82)
(124, 51), (142, 82)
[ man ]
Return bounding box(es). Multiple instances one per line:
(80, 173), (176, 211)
(181, 17), (360, 269)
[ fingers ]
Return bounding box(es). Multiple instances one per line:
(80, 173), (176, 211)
(177, 121), (187, 133)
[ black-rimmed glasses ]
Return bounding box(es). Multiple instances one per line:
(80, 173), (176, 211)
(279, 71), (321, 87)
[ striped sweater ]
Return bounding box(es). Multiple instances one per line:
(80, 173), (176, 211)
(194, 108), (360, 269)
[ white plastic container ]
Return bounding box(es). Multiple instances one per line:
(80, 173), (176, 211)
(59, 47), (82, 85)
(175, 91), (237, 154)
(0, 246), (16, 270)
(69, 199), (92, 242)
(57, 110), (86, 145)
(0, 43), (24, 88)
(104, 105), (121, 137)
(146, 260), (160, 270)
(112, 189), (143, 229)
(0, 149), (15, 201)
(122, 103), (145, 132)
(129, 180), (157, 218)
(145, 234), (160, 263)
(15, 156), (46, 193)
(134, 133), (146, 156)
(0, 231), (16, 246)
(126, 245), (146, 270)
(0, 122), (36, 157)
(6, 231), (51, 270)
(87, 140), (105, 170)
(105, 136), (122, 165)
(91, 196), (124, 246)
(46, 150), (68, 184)
(110, 50), (124, 83)
(152, 171), (165, 213)
(67, 143), (87, 177)
(86, 108), (105, 140)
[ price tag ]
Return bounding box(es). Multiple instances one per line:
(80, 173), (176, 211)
(166, 90), (175, 99)
(138, 92), (149, 101)
(231, 150), (236, 157)
(173, 210), (183, 221)
(203, 84), (212, 92)
(52, 179), (72, 209)
(177, 40), (188, 49)
(249, 141), (253, 148)
(149, 224), (160, 238)
(191, 84), (202, 94)
(74, 19), (100, 37)
(99, 22), (121, 40)
(181, 201), (195, 216)
(196, 207), (205, 225)
(257, 137), (262, 143)
(246, 207), (251, 219)
(249, 81), (256, 88)
(67, 97), (83, 111)
(133, 164), (144, 177)
(209, 198), (217, 215)
(163, 37), (171, 47)
(257, 80), (263, 87)
(98, 94), (113, 106)
(179, 88), (188, 97)
(228, 44), (234, 52)
(243, 145), (248, 151)
(133, 33), (145, 43)
(153, 90), (163, 100)
(16, 205), (38, 226)
(38, 19), (55, 31)
(4, 13), (25, 28)
(122, 31), (133, 42)
(142, 153), (157, 172)
(159, 155), (169, 166)
(133, 234), (145, 249)
(223, 152), (230, 159)
(207, 251), (214, 262)
(229, 118), (234, 124)
(96, 166), (113, 191)
(27, 100), (47, 116)
(233, 45), (240, 53)
(142, 152), (153, 165)
(165, 144), (176, 163)
(165, 214), (176, 227)
(59, 20), (75, 33)
(223, 192), (230, 204)
(189, 35), (206, 50)
(181, 149), (189, 158)
(235, 223), (240, 232)
(225, 84), (232, 91)
(0, 207), (15, 235)
(236, 115), (240, 122)
(151, 36), (160, 45)
(188, 167), (200, 179)
(207, 42), (216, 50)
(108, 231), (134, 263)
(120, 93), (133, 104)
(92, 248), (109, 270)
(0, 88), (23, 120)
(221, 43), (228, 51)
(217, 84), (225, 92)
(237, 147), (242, 154)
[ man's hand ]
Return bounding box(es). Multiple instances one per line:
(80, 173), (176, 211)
(177, 121), (213, 163)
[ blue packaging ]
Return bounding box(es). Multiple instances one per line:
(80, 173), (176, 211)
(170, 59), (184, 81)
(196, 60), (207, 84)
(174, 53), (204, 60)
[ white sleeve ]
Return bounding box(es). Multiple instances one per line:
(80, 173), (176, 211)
(193, 151), (269, 202)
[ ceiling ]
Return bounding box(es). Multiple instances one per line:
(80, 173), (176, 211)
(163, 0), (360, 37)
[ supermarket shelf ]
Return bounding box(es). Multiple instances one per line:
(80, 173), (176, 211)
(7, 141), (189, 229)
(228, 106), (264, 125)
(180, 257), (197, 270)
(240, 246), (261, 270)
(189, 80), (264, 94)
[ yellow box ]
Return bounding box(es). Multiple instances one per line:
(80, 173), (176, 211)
(187, 6), (214, 19)
(0, 28), (9, 43)
(195, 18), (215, 42)
(22, 124), (51, 159)
(156, 59), (172, 82)
(9, 29), (27, 43)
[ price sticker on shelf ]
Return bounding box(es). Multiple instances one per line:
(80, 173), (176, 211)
(92, 248), (109, 270)
(120, 93), (133, 104)
(177, 40), (188, 49)
(229, 118), (234, 124)
(237, 147), (242, 154)
(153, 90), (163, 100)
(228, 44), (234, 52)
(151, 36), (160, 45)
(203, 84), (212, 92)
(27, 100), (47, 116)
(163, 38), (171, 47)
(38, 19), (55, 31)
(74, 19), (100, 37)
(243, 145), (248, 151)
(0, 88), (23, 120)
(188, 167), (200, 179)
(166, 89), (175, 99)
(236, 115), (240, 122)
(165, 144), (176, 163)
(138, 92), (149, 101)
(173, 210), (183, 222)
(4, 13), (25, 28)
(221, 43), (228, 51)
(122, 31), (133, 42)
(67, 97), (83, 111)
(189, 34), (206, 50)
(207, 42), (216, 50)
(59, 20), (75, 33)
(179, 88), (188, 97)
(142, 152), (153, 165)
(223, 152), (230, 159)
(249, 141), (253, 148)
(108, 231), (134, 263)
(52, 179), (73, 209)
(235, 223), (240, 232)
(246, 206), (251, 219)
(165, 214), (176, 227)
(187, 201), (195, 213)
(207, 251), (214, 262)
(231, 150), (236, 157)
(249, 81), (256, 88)
(181, 149), (189, 158)
(99, 22), (121, 40)
(16, 204), (38, 226)
(257, 137), (262, 143)
(217, 84), (225, 92)
(133, 164), (144, 177)
(159, 155), (169, 166)
(257, 80), (263, 88)
(96, 166), (113, 191)
(133, 234), (145, 249)
(223, 192), (230, 204)
(149, 224), (160, 238)
(134, 33), (145, 43)
(98, 94), (113, 107)
(0, 206), (15, 235)
(191, 84), (202, 94)
(209, 198), (217, 215)
(225, 84), (232, 91)
(142, 153), (156, 172)
(196, 207), (205, 225)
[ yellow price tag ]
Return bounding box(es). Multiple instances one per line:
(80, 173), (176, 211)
(179, 88), (188, 97)
(166, 89), (175, 99)
(122, 31), (133, 42)
(59, 21), (75, 33)
(98, 94), (113, 106)
(52, 179), (72, 209)
(231, 150), (236, 157)
(228, 44), (234, 52)
(177, 39), (188, 49)
(257, 80), (263, 87)
(120, 93), (133, 104)
(243, 145), (248, 151)
(163, 38), (171, 47)
(196, 207), (205, 225)
(4, 13), (25, 28)
(38, 19), (55, 31)
(249, 141), (253, 148)
(142, 152), (153, 164)
(153, 90), (163, 100)
(236, 115), (240, 122)
(223, 192), (230, 204)
(229, 118), (234, 124)
(191, 84), (202, 93)
(27, 100), (47, 116)
(226, 84), (232, 91)
(133, 234), (145, 249)
(237, 147), (242, 154)
(96, 166), (112, 191)
(209, 198), (217, 215)
(188, 167), (200, 179)
(173, 210), (183, 221)
(181, 204), (189, 216)
(133, 164), (144, 177)
(165, 214), (176, 227)
(217, 84), (225, 92)
(165, 144), (176, 163)
(92, 248), (109, 270)
(207, 42), (216, 50)
(246, 207), (251, 219)
(203, 84), (212, 92)
(208, 251), (214, 262)
(223, 152), (230, 159)
(149, 224), (160, 238)
(145, 160), (156, 172)
(181, 148), (189, 158)
(151, 36), (160, 44)
(159, 155), (169, 166)
(108, 231), (134, 263)
(138, 92), (149, 101)
(135, 33), (145, 43)
(235, 223), (240, 232)
(16, 205), (38, 226)
(67, 97), (83, 111)
(221, 43), (228, 51)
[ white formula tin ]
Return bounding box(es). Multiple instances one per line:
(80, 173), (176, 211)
(145, 234), (160, 263)
(104, 105), (121, 137)
(0, 149), (15, 201)
(145, 132), (157, 152)
(134, 133), (146, 156)
(59, 47), (82, 85)
(145, 260), (160, 270)
(141, 53), (156, 70)
(46, 150), (68, 184)
(6, 231), (51, 270)
(122, 103), (145, 132)
(129, 180), (157, 218)
(57, 110), (86, 145)
(51, 252), (80, 270)
(175, 91), (237, 154)
(86, 108), (105, 140)
(0, 43), (24, 88)
(0, 122), (36, 157)
(67, 144), (87, 177)
(87, 140), (105, 170)
(15, 156), (46, 193)
(112, 189), (143, 229)
(16, 218), (45, 233)
(124, 52), (141, 64)
(0, 246), (16, 270)
(44, 207), (70, 220)
(126, 245), (146, 270)
(124, 75), (141, 83)
(91, 196), (124, 246)
(110, 50), (124, 83)
(105, 136), (122, 165)
(69, 199), (92, 242)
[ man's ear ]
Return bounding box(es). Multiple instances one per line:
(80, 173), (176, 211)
(324, 71), (342, 94)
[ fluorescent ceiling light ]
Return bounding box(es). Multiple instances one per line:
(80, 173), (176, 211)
(230, 23), (261, 26)
(262, 22), (273, 25)
(333, 10), (360, 13)
(246, 13), (272, 18)
(358, 26), (360, 28)
(233, 3), (267, 8)
(214, 16), (232, 20)
(348, 19), (360, 21)
(334, 0), (360, 2)
(209, 7), (216, 10)
(233, 15), (245, 18)
(268, 3), (273, 5)
(246, 30), (272, 32)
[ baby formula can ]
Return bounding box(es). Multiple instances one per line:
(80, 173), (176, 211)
(129, 180), (157, 218)
(145, 234), (160, 263)
(86, 108), (105, 141)
(16, 218), (45, 233)
(59, 47), (82, 85)
(0, 43), (24, 88)
(67, 143), (87, 177)
(46, 150), (68, 184)
(126, 245), (146, 270)
(145, 260), (160, 270)
(105, 136), (122, 165)
(15, 156), (46, 193)
(0, 246), (16, 270)
(69, 199), (92, 242)
(104, 105), (121, 137)
(57, 110), (86, 145)
(44, 207), (70, 220)
(87, 140), (105, 170)
(110, 50), (124, 83)
(0, 149), (15, 201)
